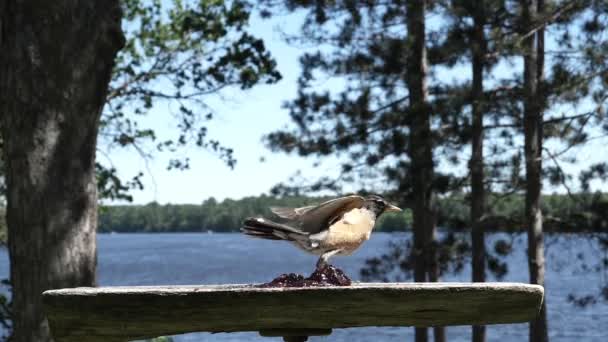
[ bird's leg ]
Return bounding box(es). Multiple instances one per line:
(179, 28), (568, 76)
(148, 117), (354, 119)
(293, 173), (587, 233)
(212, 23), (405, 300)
(316, 249), (341, 270)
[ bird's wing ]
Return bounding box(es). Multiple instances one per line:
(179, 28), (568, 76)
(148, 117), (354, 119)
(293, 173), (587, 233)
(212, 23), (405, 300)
(297, 195), (365, 233)
(270, 205), (317, 220)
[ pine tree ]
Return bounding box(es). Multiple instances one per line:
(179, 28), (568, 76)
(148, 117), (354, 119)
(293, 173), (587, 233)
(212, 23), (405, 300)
(521, 0), (548, 340)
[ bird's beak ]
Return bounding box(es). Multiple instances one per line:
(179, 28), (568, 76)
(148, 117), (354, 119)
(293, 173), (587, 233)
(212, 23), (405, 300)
(385, 204), (402, 213)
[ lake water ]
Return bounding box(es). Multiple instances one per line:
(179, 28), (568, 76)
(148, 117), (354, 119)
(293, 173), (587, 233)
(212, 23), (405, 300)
(0, 232), (606, 341)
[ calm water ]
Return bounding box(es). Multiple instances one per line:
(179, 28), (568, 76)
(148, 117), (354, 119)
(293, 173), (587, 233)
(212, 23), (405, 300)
(0, 232), (606, 341)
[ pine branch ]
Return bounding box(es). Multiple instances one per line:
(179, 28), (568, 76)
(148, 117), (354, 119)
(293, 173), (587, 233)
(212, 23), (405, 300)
(516, 2), (578, 46)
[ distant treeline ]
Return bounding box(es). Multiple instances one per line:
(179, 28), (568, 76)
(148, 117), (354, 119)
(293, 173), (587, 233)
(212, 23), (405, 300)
(99, 195), (409, 233)
(98, 193), (608, 233)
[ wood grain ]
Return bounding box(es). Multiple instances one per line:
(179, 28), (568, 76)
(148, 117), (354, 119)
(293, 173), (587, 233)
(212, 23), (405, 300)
(43, 282), (543, 342)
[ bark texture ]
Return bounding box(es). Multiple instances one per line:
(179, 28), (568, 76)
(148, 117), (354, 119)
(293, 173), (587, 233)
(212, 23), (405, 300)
(521, 0), (549, 341)
(470, 3), (487, 342)
(405, 1), (442, 341)
(0, 1), (124, 341)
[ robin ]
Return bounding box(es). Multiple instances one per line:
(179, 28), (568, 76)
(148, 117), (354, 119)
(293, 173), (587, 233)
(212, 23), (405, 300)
(241, 194), (401, 270)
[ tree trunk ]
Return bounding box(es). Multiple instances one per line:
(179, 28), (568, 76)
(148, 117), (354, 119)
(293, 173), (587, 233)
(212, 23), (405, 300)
(470, 2), (487, 342)
(406, 1), (442, 341)
(428, 227), (444, 342)
(0, 2), (124, 341)
(521, 0), (549, 341)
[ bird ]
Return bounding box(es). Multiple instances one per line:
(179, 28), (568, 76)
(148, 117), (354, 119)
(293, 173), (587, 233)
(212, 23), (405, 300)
(241, 194), (402, 270)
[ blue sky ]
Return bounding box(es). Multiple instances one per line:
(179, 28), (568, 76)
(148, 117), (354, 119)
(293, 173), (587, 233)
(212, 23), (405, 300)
(105, 13), (344, 204)
(105, 9), (608, 205)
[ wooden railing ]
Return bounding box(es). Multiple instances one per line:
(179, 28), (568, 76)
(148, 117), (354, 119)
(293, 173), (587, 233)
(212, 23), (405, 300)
(43, 282), (543, 342)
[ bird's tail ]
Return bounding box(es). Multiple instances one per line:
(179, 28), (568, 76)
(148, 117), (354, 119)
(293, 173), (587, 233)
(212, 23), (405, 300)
(241, 217), (308, 241)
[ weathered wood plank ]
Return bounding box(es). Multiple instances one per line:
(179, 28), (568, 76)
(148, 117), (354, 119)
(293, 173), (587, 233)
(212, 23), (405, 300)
(43, 282), (543, 342)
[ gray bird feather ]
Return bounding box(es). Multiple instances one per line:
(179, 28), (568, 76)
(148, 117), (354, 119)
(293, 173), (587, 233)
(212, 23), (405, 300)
(271, 195), (365, 234)
(269, 205), (317, 220)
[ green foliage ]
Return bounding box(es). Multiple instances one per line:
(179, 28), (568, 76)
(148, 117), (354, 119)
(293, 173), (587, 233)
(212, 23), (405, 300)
(0, 207), (5, 245)
(362, 191), (608, 283)
(98, 195), (412, 233)
(1, 1), (282, 203)
(98, 192), (608, 234)
(260, 0), (518, 202)
(0, 286), (10, 340)
(0, 3), (281, 339)
(97, 0), (281, 201)
(262, 0), (608, 200)
(256, 3), (608, 316)
(263, 1), (424, 194)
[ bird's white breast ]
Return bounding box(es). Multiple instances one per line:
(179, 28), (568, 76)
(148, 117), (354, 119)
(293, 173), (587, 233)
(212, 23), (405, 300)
(342, 208), (375, 225)
(318, 208), (376, 254)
